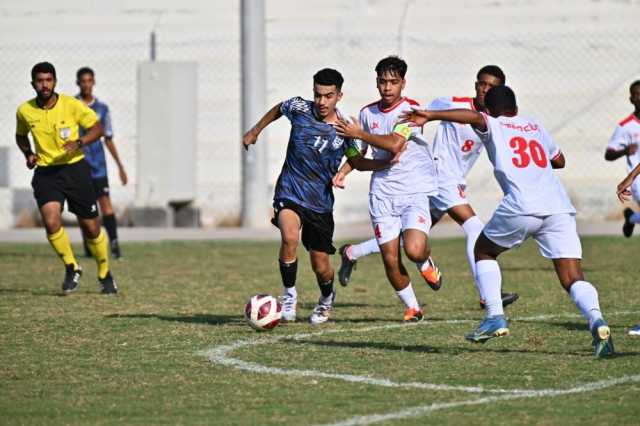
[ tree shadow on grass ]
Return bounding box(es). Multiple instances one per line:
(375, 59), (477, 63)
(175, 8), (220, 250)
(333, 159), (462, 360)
(514, 319), (630, 332)
(298, 302), (395, 310)
(290, 338), (640, 358)
(105, 313), (245, 326)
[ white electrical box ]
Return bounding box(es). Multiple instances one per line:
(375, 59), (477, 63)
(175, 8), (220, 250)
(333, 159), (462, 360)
(136, 62), (197, 207)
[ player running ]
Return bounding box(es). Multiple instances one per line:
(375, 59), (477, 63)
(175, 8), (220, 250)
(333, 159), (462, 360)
(605, 80), (640, 237)
(401, 85), (614, 358)
(76, 67), (128, 259)
(334, 56), (439, 323)
(242, 68), (393, 325)
(616, 161), (640, 336)
(15, 62), (118, 294)
(336, 65), (519, 310)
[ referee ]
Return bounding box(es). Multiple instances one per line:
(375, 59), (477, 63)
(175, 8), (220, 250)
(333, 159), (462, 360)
(15, 62), (118, 294)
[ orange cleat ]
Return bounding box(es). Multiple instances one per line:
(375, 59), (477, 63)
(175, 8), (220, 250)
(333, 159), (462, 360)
(420, 257), (442, 291)
(403, 307), (424, 323)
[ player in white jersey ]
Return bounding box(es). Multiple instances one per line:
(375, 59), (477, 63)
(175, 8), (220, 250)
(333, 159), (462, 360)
(605, 80), (640, 237)
(616, 161), (640, 336)
(333, 56), (439, 322)
(401, 85), (614, 358)
(335, 66), (519, 310)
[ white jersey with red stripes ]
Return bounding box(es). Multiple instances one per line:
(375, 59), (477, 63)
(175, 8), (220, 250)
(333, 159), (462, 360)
(607, 114), (640, 172)
(427, 96), (484, 186)
(359, 97), (437, 197)
(478, 112), (575, 216)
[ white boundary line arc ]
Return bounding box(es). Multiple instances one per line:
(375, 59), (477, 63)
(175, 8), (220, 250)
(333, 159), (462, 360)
(201, 310), (640, 396)
(319, 374), (640, 426)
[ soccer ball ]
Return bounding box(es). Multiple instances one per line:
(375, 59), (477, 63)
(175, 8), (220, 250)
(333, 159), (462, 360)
(244, 294), (282, 331)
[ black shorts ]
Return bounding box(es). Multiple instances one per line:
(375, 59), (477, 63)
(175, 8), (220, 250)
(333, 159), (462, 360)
(272, 199), (336, 254)
(92, 176), (110, 198)
(31, 159), (99, 219)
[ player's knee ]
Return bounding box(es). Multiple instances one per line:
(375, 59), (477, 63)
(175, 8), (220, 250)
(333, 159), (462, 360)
(281, 232), (299, 249)
(404, 244), (429, 263)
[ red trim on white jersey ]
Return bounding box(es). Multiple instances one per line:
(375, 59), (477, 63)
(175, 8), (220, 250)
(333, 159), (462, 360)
(452, 96), (476, 111)
(551, 150), (562, 161)
(361, 97), (419, 113)
(619, 114), (640, 127)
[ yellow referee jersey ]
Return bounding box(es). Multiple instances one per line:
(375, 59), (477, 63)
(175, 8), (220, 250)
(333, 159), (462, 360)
(16, 94), (98, 167)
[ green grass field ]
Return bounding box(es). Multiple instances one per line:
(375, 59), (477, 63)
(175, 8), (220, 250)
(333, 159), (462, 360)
(1, 236), (639, 425)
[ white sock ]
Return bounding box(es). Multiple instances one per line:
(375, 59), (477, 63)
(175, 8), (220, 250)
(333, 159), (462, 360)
(283, 286), (297, 299)
(462, 216), (484, 295)
(416, 257), (433, 272)
(475, 260), (503, 317)
(630, 212), (640, 224)
(395, 283), (420, 309)
(569, 280), (603, 330)
(349, 238), (380, 260)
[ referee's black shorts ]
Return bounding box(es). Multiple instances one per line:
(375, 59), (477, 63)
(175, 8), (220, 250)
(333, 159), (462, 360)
(271, 198), (336, 254)
(31, 159), (99, 219)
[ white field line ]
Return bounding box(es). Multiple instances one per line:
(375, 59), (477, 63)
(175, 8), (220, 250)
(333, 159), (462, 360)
(320, 374), (640, 426)
(201, 310), (640, 396)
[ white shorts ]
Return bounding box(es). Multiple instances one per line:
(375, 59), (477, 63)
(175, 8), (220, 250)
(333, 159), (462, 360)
(369, 193), (431, 245)
(483, 212), (582, 259)
(430, 184), (469, 221)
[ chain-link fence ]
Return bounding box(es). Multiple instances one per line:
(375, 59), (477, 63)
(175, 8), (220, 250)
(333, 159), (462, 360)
(1, 1), (638, 228)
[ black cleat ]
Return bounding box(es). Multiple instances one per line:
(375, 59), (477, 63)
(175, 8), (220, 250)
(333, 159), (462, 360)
(62, 264), (82, 294)
(479, 292), (520, 310)
(99, 272), (118, 295)
(623, 208), (635, 238)
(338, 244), (357, 287)
(110, 239), (122, 260)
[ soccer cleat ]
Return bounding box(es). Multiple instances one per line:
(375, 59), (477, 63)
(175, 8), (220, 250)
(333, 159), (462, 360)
(98, 272), (118, 295)
(629, 325), (640, 336)
(309, 292), (335, 325)
(403, 307), (424, 323)
(465, 315), (509, 343)
(281, 293), (297, 322)
(110, 239), (122, 260)
(479, 292), (520, 309)
(420, 257), (442, 291)
(591, 319), (614, 358)
(623, 208), (635, 238)
(337, 244), (357, 287)
(62, 264), (82, 294)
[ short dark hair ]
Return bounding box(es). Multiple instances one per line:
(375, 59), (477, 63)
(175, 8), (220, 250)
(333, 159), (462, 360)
(31, 62), (56, 81)
(477, 65), (506, 85)
(375, 56), (408, 79)
(313, 68), (344, 90)
(76, 66), (95, 80)
(485, 85), (517, 116)
(630, 80), (640, 93)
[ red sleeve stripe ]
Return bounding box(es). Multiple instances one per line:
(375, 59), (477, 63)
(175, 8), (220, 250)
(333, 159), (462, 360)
(551, 150), (562, 160)
(619, 114), (640, 126)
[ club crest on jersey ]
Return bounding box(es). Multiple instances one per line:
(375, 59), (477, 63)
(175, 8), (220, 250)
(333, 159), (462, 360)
(58, 127), (72, 140)
(331, 135), (345, 150)
(371, 122), (380, 130)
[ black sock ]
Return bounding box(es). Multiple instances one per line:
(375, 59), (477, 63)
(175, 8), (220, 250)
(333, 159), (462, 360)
(318, 278), (334, 299)
(102, 214), (118, 243)
(279, 259), (298, 288)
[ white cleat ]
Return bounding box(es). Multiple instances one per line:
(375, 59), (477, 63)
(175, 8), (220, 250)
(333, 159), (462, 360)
(309, 292), (335, 325)
(281, 293), (297, 322)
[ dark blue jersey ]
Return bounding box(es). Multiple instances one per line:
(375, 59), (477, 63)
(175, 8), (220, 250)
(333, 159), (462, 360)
(77, 96), (113, 179)
(274, 97), (356, 213)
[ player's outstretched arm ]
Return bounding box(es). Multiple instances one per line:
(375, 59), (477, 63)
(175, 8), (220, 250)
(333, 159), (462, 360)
(335, 118), (406, 154)
(399, 108), (486, 132)
(242, 103), (283, 151)
(617, 163), (640, 202)
(332, 161), (353, 189)
(15, 134), (38, 169)
(104, 138), (128, 185)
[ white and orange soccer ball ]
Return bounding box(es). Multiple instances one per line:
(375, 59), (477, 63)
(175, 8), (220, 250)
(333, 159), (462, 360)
(244, 294), (282, 331)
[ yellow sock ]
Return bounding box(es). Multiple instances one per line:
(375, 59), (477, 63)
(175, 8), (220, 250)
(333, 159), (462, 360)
(87, 229), (110, 279)
(47, 227), (78, 269)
